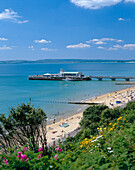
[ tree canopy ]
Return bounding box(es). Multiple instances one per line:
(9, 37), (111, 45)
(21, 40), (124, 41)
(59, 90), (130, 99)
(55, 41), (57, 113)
(0, 103), (47, 153)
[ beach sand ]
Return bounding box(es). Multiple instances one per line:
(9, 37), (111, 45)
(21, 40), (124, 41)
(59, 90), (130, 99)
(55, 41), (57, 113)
(46, 86), (135, 145)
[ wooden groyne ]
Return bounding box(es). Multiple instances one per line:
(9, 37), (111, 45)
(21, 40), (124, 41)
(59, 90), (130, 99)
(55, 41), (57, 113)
(116, 82), (135, 85)
(31, 99), (99, 105)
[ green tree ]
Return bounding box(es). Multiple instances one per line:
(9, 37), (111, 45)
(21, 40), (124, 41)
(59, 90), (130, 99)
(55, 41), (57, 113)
(78, 105), (108, 139)
(124, 100), (135, 110)
(100, 107), (122, 126)
(0, 103), (47, 153)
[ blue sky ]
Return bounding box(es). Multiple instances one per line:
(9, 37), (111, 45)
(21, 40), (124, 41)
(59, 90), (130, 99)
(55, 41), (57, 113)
(0, 0), (135, 60)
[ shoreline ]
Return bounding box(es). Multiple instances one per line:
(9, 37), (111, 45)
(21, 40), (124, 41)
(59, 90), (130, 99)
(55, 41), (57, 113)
(46, 85), (135, 144)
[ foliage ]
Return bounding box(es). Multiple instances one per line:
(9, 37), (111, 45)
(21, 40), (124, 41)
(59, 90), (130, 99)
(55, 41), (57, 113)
(0, 146), (50, 170)
(124, 100), (135, 110)
(76, 105), (108, 140)
(0, 101), (135, 169)
(0, 103), (47, 153)
(76, 105), (125, 140)
(49, 112), (135, 170)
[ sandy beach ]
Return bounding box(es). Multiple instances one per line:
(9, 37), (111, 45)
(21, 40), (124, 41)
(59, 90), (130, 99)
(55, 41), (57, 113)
(46, 86), (135, 144)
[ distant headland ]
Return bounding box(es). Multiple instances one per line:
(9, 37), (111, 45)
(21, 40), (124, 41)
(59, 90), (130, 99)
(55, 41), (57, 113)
(0, 59), (135, 64)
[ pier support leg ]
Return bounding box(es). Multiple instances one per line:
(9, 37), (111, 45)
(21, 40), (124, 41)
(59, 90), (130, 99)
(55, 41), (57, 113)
(125, 78), (130, 81)
(111, 78), (116, 81)
(98, 78), (102, 81)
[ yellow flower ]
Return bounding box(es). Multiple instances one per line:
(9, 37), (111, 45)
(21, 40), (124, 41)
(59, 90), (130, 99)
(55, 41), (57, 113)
(109, 128), (113, 131)
(113, 123), (117, 126)
(97, 127), (99, 130)
(117, 117), (122, 121)
(104, 127), (106, 130)
(109, 123), (112, 125)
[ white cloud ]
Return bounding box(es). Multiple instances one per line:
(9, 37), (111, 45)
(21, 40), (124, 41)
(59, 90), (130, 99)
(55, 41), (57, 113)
(97, 46), (105, 49)
(118, 17), (130, 21)
(0, 9), (29, 24)
(70, 0), (122, 9)
(125, 0), (135, 2)
(117, 39), (123, 42)
(109, 44), (135, 50)
(0, 38), (8, 41)
(94, 41), (106, 45)
(41, 48), (57, 51)
(34, 39), (51, 43)
(124, 44), (135, 49)
(28, 46), (35, 50)
(108, 47), (118, 50)
(0, 45), (12, 50)
(118, 18), (125, 21)
(86, 38), (123, 44)
(28, 45), (34, 48)
(89, 38), (99, 42)
(100, 38), (117, 41)
(66, 43), (91, 48)
(17, 20), (29, 24)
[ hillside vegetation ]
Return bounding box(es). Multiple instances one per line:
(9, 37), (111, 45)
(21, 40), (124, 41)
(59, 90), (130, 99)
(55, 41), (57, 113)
(0, 101), (135, 169)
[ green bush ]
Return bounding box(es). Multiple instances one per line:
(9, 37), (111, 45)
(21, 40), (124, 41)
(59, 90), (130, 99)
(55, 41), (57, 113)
(0, 102), (135, 169)
(50, 112), (135, 169)
(124, 100), (135, 110)
(0, 103), (47, 153)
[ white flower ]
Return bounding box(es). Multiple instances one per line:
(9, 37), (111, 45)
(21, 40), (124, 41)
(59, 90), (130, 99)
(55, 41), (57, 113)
(91, 135), (103, 142)
(107, 147), (111, 150)
(89, 149), (93, 153)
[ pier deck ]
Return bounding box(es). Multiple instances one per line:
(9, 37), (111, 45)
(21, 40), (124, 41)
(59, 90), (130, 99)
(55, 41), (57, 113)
(29, 75), (135, 81)
(89, 76), (135, 81)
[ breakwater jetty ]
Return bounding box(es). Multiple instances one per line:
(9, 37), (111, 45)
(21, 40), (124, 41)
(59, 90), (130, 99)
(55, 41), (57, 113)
(32, 99), (99, 105)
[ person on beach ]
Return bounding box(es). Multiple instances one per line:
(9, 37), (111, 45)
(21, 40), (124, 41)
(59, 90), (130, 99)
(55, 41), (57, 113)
(53, 119), (56, 124)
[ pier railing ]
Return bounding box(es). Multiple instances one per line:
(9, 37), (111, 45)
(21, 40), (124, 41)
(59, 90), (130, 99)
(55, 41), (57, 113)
(89, 76), (135, 81)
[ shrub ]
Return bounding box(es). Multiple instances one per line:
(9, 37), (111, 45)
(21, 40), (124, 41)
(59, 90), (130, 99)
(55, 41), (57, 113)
(0, 102), (135, 169)
(0, 103), (47, 153)
(124, 100), (135, 110)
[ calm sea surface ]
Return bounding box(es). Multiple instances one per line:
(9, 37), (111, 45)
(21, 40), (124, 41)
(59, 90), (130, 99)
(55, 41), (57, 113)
(0, 63), (135, 118)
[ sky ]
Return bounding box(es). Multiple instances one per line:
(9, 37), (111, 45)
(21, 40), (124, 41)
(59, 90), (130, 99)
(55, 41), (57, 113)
(0, 0), (135, 60)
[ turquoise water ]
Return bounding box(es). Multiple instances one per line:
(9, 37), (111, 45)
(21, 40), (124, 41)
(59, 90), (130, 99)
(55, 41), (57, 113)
(0, 63), (135, 118)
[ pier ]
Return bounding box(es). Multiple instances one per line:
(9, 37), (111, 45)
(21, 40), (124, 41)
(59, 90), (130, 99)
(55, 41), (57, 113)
(29, 69), (135, 81)
(89, 76), (135, 81)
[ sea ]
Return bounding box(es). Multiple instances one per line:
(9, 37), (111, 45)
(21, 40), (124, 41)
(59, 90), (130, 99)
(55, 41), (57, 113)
(0, 62), (135, 119)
